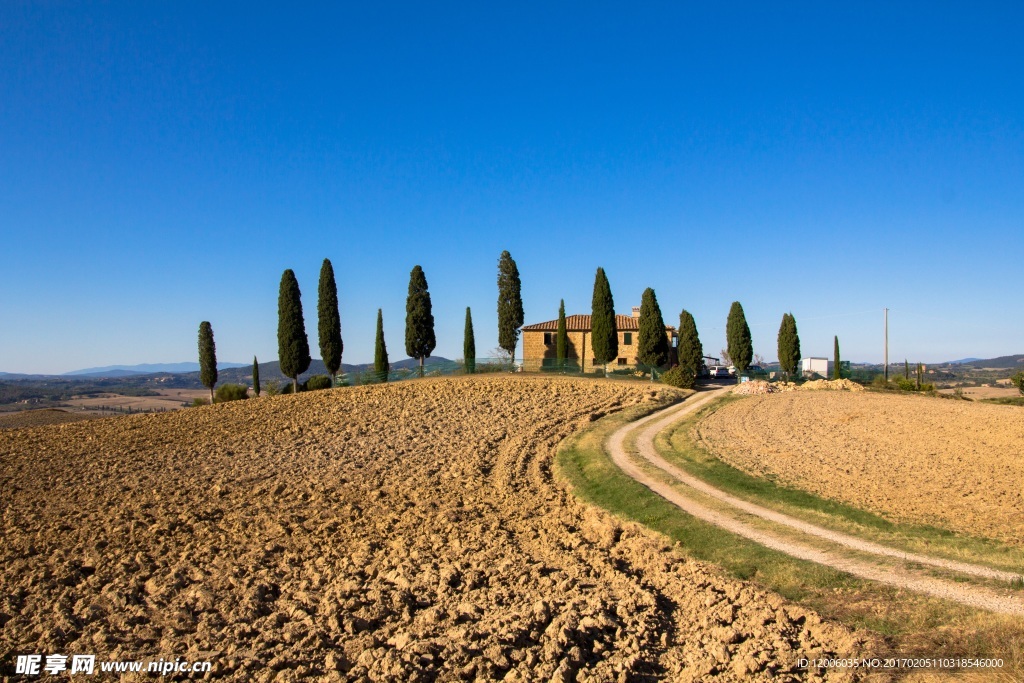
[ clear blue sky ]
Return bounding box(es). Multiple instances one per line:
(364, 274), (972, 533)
(2, 2), (1021, 374)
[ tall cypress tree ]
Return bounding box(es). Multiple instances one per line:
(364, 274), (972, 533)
(278, 269), (311, 394)
(726, 301), (753, 377)
(496, 251), (524, 364)
(405, 265), (436, 377)
(637, 288), (669, 368)
(777, 313), (801, 379)
(464, 307), (476, 374)
(252, 356), (261, 397)
(590, 267), (618, 372)
(833, 335), (841, 380)
(556, 299), (568, 368)
(198, 321), (217, 404)
(318, 258), (343, 387)
(677, 309), (704, 379)
(374, 308), (389, 383)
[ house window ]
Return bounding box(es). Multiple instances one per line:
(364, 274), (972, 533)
(544, 332), (554, 345)
(623, 332), (633, 345)
(617, 358), (627, 366)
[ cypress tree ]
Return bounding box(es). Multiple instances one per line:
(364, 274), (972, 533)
(496, 251), (524, 364)
(405, 265), (436, 377)
(677, 309), (704, 379)
(464, 307), (476, 374)
(726, 301), (753, 377)
(278, 269), (311, 394)
(590, 267), (618, 372)
(374, 308), (389, 382)
(833, 336), (841, 380)
(198, 321), (217, 404)
(777, 313), (801, 379)
(317, 258), (343, 387)
(636, 287), (669, 368)
(252, 356), (261, 397)
(556, 299), (568, 368)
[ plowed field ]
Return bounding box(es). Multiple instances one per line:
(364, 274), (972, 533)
(697, 391), (1024, 545)
(1, 376), (861, 681)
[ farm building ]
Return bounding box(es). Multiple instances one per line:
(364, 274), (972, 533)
(521, 307), (677, 371)
(801, 357), (828, 377)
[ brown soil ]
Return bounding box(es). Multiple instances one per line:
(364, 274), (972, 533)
(0, 408), (102, 430)
(697, 391), (1024, 545)
(0, 376), (862, 681)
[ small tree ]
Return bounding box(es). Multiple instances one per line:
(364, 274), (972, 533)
(464, 307), (476, 374)
(1010, 371), (1024, 395)
(556, 299), (568, 367)
(590, 267), (618, 373)
(405, 265), (436, 377)
(278, 269), (311, 394)
(497, 251), (524, 364)
(252, 356), (261, 397)
(833, 336), (841, 380)
(777, 313), (801, 379)
(636, 287), (669, 370)
(726, 301), (753, 376)
(318, 258), (343, 386)
(374, 308), (389, 382)
(676, 309), (704, 379)
(198, 321), (217, 404)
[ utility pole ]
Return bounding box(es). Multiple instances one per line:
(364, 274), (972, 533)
(884, 307), (889, 381)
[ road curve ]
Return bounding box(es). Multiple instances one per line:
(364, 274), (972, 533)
(606, 388), (1024, 617)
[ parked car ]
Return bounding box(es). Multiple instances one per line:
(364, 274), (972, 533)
(708, 366), (731, 378)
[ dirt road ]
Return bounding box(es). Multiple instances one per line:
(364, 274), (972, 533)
(607, 389), (1024, 617)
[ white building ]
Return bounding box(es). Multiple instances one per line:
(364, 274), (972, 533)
(801, 357), (828, 377)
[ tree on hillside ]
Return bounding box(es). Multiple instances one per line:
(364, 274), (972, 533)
(497, 251), (524, 364)
(726, 301), (753, 377)
(591, 267), (617, 373)
(374, 308), (389, 382)
(278, 269), (311, 394)
(556, 299), (569, 367)
(317, 258), (343, 387)
(198, 321), (217, 404)
(464, 307), (476, 374)
(833, 336), (841, 380)
(405, 265), (436, 377)
(777, 313), (801, 379)
(637, 288), (669, 368)
(252, 356), (261, 397)
(677, 309), (704, 379)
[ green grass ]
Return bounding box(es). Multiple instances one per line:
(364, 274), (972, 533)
(654, 395), (1024, 574)
(555, 399), (1024, 673)
(981, 396), (1024, 407)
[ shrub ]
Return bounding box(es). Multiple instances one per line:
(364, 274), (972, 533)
(660, 366), (695, 389)
(1012, 372), (1024, 395)
(306, 375), (332, 391)
(190, 397), (210, 408)
(893, 376), (916, 391)
(871, 375), (890, 389)
(215, 384), (249, 402)
(264, 382), (281, 396)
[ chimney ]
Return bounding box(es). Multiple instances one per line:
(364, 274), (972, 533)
(631, 306), (641, 319)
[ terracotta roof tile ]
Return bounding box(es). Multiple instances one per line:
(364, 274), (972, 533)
(522, 314), (675, 333)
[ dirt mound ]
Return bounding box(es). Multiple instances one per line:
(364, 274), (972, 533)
(0, 408), (100, 430)
(732, 380), (784, 395)
(798, 379), (864, 392)
(1, 376), (862, 680)
(698, 391), (1024, 545)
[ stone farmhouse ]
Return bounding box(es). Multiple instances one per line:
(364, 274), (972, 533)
(521, 307), (677, 371)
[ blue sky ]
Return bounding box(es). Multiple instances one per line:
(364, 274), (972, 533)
(2, 3), (1021, 373)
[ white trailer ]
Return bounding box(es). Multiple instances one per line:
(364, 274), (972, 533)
(801, 357), (828, 377)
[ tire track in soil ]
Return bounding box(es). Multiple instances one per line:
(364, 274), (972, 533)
(609, 388), (1024, 617)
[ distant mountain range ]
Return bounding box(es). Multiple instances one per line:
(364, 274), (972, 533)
(942, 354), (1024, 369)
(64, 362), (250, 377)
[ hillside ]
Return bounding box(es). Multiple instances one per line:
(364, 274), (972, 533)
(952, 354), (1024, 369)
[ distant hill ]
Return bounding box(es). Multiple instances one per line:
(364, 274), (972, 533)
(65, 362), (249, 377)
(950, 355), (1024, 369)
(944, 357), (982, 365)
